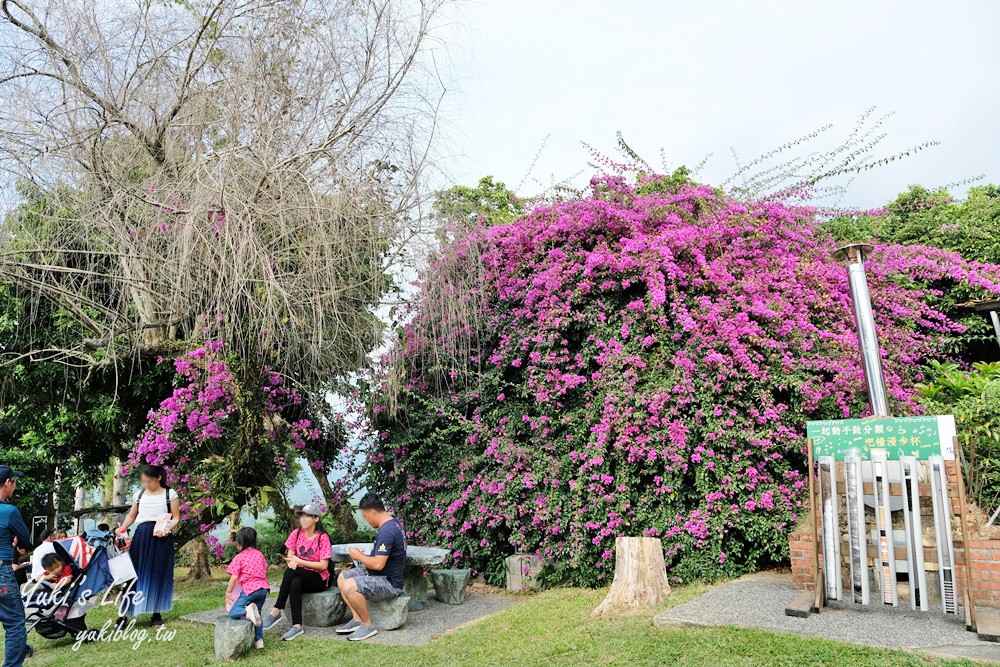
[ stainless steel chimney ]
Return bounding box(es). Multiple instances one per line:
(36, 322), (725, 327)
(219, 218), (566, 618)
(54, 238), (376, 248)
(833, 243), (891, 417)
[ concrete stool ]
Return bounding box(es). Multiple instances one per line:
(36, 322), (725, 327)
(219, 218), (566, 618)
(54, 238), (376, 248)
(431, 569), (471, 605)
(214, 615), (254, 661)
(281, 587), (348, 627)
(368, 594), (411, 630)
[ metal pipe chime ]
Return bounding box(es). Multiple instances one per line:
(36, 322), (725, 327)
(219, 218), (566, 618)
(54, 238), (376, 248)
(871, 450), (898, 606)
(900, 457), (928, 611)
(930, 455), (958, 615)
(844, 450), (869, 604)
(819, 456), (842, 601)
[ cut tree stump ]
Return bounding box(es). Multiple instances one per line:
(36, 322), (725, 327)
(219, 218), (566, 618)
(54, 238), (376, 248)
(592, 536), (671, 619)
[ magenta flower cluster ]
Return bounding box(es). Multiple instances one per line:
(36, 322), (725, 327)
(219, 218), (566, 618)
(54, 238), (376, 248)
(368, 176), (1000, 585)
(129, 340), (322, 526)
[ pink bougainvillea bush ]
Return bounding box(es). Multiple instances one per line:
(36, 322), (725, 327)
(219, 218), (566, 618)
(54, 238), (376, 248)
(367, 175), (1000, 585)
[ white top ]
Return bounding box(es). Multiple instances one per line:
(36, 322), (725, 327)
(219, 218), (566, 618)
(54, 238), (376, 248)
(30, 540), (56, 581)
(132, 488), (178, 525)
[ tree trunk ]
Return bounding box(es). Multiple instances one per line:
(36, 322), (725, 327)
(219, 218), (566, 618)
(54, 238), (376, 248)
(112, 457), (127, 506)
(52, 466), (62, 519)
(74, 486), (87, 511)
(183, 538), (213, 582)
(270, 489), (295, 535)
(227, 511), (239, 543)
(592, 537), (672, 619)
(307, 455), (357, 535)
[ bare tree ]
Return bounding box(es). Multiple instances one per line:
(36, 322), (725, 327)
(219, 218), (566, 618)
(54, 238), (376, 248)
(0, 0), (448, 533)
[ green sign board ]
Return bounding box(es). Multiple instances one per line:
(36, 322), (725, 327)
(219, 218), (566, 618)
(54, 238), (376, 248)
(806, 415), (956, 461)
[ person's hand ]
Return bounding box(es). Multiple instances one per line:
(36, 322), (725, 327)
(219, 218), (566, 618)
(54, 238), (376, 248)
(284, 554), (299, 570)
(153, 529), (164, 537)
(348, 547), (363, 560)
(11, 536), (17, 547)
(116, 525), (128, 535)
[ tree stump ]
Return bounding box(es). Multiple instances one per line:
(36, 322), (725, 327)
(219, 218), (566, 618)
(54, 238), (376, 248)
(592, 536), (671, 619)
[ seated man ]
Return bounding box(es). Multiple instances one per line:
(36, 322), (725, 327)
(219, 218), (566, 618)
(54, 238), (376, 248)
(335, 493), (406, 641)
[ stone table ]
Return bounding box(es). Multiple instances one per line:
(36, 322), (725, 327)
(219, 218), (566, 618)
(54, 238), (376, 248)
(330, 542), (451, 611)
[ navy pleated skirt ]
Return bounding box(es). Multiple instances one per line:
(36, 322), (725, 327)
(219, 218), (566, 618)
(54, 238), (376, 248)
(123, 521), (175, 617)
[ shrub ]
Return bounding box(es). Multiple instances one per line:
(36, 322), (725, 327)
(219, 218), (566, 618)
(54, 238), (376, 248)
(367, 176), (1000, 585)
(917, 360), (1000, 508)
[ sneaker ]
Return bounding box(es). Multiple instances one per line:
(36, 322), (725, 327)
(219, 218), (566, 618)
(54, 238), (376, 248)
(347, 625), (378, 642)
(335, 619), (361, 635)
(282, 626), (304, 642)
(253, 639), (264, 650)
(245, 605), (261, 627)
(261, 613), (281, 631)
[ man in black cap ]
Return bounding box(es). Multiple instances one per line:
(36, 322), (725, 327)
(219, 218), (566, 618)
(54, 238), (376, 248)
(0, 465), (31, 667)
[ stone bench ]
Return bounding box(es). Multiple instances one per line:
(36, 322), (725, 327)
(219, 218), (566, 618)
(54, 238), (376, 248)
(431, 568), (471, 605)
(214, 615), (254, 661)
(368, 594), (411, 630)
(281, 587), (348, 627)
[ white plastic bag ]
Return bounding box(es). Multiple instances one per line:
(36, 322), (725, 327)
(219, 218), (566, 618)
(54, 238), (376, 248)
(108, 552), (137, 585)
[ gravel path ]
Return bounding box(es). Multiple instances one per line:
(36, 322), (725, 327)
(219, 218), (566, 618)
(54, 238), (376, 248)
(184, 587), (515, 646)
(654, 571), (1000, 662)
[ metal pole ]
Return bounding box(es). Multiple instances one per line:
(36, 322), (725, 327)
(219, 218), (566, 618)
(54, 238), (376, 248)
(819, 456), (842, 601)
(930, 455), (958, 615)
(845, 450), (869, 604)
(833, 244), (891, 417)
(990, 311), (1000, 351)
(872, 449), (898, 606)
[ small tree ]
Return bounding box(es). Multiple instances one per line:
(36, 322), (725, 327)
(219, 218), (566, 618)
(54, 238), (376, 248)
(0, 0), (448, 534)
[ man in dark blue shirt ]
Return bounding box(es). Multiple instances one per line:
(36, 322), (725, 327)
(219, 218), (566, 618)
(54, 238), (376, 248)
(0, 465), (31, 667)
(336, 493), (406, 641)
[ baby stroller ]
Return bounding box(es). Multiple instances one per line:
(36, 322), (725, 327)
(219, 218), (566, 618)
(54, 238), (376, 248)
(23, 529), (123, 641)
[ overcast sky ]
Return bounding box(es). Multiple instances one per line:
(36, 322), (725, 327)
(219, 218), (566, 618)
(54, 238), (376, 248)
(436, 0), (1000, 208)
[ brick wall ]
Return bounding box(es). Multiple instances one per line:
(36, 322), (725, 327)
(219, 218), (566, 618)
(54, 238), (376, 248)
(789, 527), (820, 591)
(958, 539), (1000, 608)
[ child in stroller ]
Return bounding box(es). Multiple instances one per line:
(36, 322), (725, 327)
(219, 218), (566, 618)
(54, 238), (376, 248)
(23, 528), (120, 642)
(39, 553), (73, 590)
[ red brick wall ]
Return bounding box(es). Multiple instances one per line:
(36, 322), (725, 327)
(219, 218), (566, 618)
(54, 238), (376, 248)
(958, 539), (1000, 608)
(789, 528), (820, 591)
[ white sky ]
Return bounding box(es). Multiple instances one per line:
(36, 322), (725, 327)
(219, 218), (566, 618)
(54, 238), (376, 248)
(436, 0), (1000, 207)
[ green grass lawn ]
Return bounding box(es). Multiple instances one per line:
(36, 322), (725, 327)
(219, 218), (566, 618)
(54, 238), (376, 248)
(1, 568), (987, 666)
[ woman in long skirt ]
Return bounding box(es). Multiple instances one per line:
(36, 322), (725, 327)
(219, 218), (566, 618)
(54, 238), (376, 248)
(116, 465), (180, 627)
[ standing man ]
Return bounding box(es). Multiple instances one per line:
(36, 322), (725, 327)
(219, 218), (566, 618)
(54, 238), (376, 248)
(0, 465), (31, 667)
(335, 493), (406, 641)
